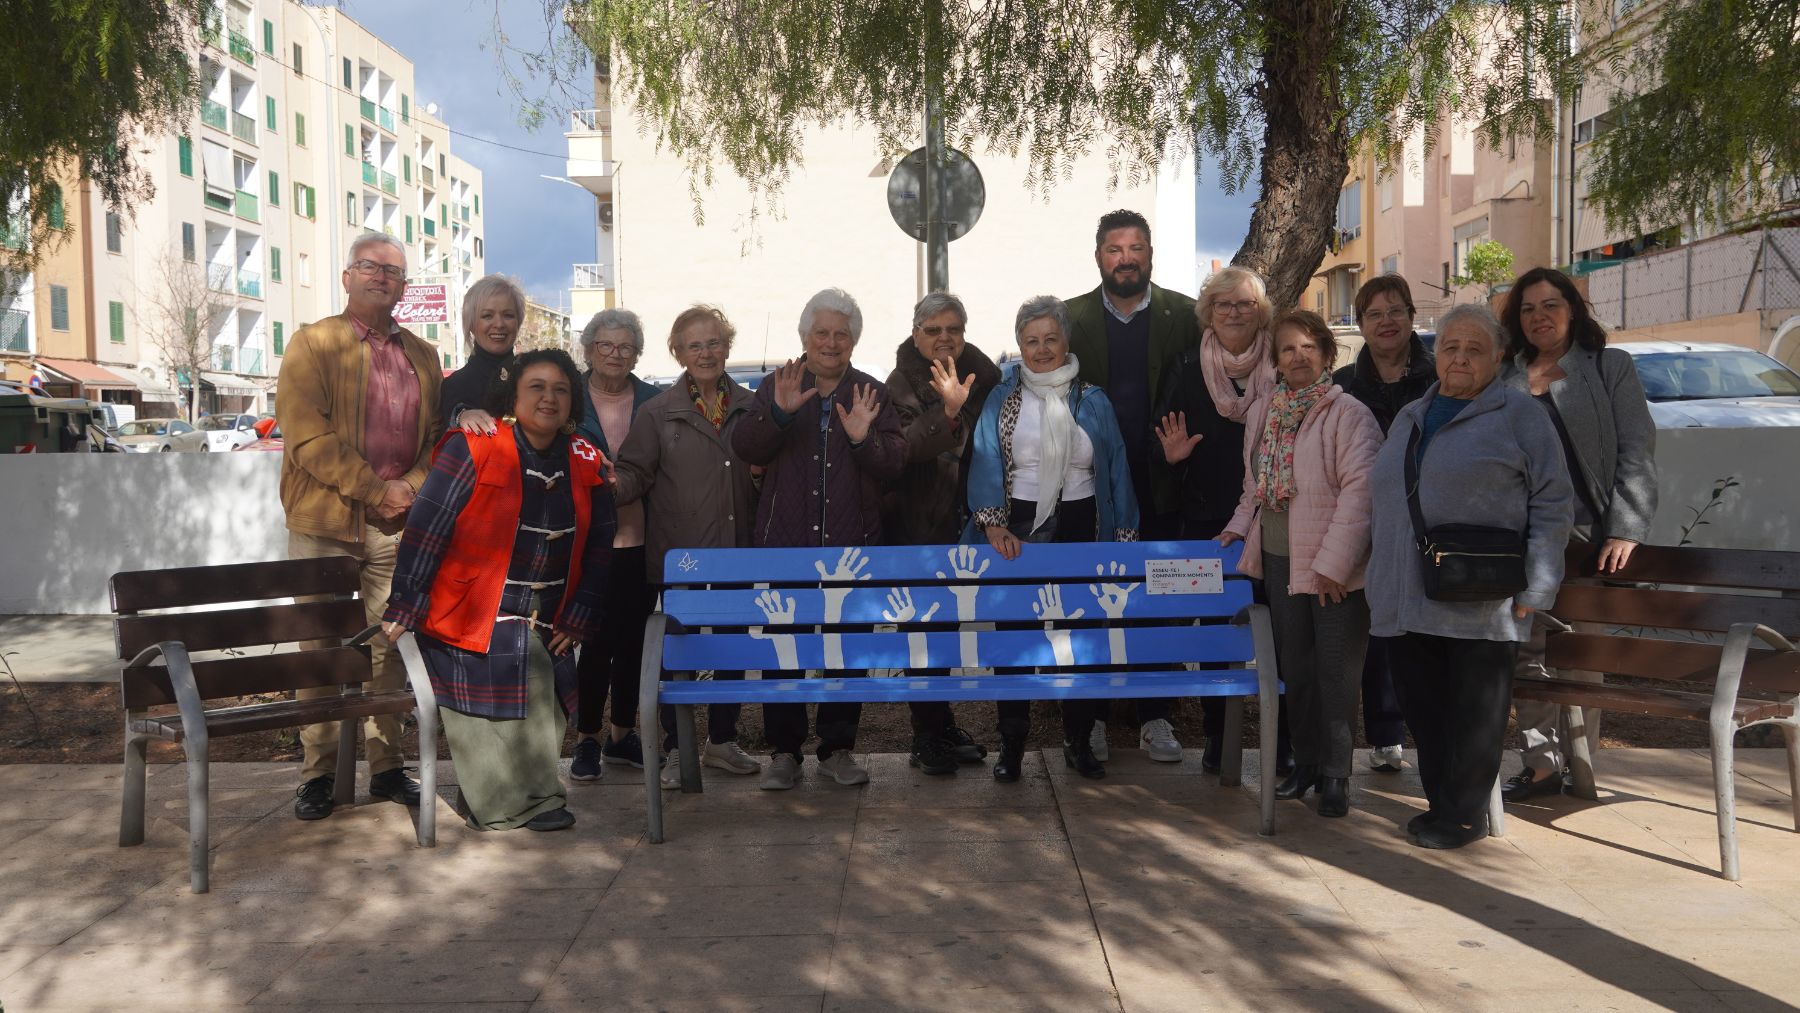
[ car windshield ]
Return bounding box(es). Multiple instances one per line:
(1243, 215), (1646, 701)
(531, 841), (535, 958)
(119, 421), (169, 436)
(198, 416), (238, 430)
(1631, 351), (1800, 402)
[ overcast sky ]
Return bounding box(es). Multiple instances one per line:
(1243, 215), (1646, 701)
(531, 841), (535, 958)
(339, 1), (1255, 307)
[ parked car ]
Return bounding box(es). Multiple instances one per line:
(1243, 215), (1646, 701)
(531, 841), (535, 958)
(1618, 342), (1800, 428)
(233, 417), (283, 452)
(197, 412), (261, 451)
(724, 361), (786, 391)
(116, 418), (208, 453)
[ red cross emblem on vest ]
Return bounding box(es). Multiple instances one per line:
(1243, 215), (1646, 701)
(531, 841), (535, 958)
(570, 439), (599, 463)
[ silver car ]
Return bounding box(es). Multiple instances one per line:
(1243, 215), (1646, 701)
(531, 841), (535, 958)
(117, 418), (208, 452)
(1620, 342), (1800, 428)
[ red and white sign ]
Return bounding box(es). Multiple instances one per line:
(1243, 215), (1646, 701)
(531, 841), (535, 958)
(393, 284), (451, 326)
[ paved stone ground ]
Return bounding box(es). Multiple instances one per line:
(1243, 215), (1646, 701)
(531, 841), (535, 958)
(1, 747), (1797, 1012)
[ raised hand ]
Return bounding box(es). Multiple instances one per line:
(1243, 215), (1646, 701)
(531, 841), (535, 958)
(771, 359), (819, 415)
(835, 383), (882, 443)
(929, 357), (976, 420)
(1088, 561), (1141, 619)
(1032, 583), (1086, 621)
(1155, 411), (1203, 464)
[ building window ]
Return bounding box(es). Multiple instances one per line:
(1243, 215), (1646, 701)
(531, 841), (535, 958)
(273, 321), (284, 356)
(344, 124), (354, 157)
(438, 153), (446, 175)
(1381, 254), (1398, 275)
(295, 112), (305, 147)
(265, 95), (276, 132)
(270, 246), (282, 282)
(181, 222), (195, 262)
(473, 237), (483, 258)
(45, 183), (64, 231)
(401, 94), (410, 122)
(1333, 180), (1362, 242)
(50, 285), (69, 330)
(178, 135), (194, 176)
(346, 192), (356, 225)
(426, 323), (438, 340)
(297, 252), (311, 286)
(403, 155), (411, 184)
(268, 170), (280, 206)
(342, 56), (352, 89)
(404, 215), (413, 243)
(292, 42), (303, 77)
(1378, 172), (1394, 212)
(109, 301), (125, 343)
(293, 182), (315, 220)
(105, 211), (122, 253)
(262, 19), (274, 55)
(473, 194), (480, 216)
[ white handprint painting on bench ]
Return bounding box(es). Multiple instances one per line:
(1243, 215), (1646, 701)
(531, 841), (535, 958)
(749, 589), (801, 671)
(935, 545), (989, 668)
(1089, 562), (1141, 664)
(815, 547), (873, 669)
(1033, 583), (1084, 668)
(881, 587), (941, 668)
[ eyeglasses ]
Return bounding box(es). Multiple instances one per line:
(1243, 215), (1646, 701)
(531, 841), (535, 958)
(919, 325), (966, 338)
(1361, 307), (1412, 324)
(1214, 299), (1259, 316)
(349, 259), (405, 280)
(679, 338), (726, 356)
(591, 341), (639, 358)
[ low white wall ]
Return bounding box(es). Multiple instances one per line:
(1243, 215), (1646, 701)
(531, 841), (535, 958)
(1, 425), (1794, 615)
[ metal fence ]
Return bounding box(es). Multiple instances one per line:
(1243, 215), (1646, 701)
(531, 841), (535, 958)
(1588, 228), (1800, 332)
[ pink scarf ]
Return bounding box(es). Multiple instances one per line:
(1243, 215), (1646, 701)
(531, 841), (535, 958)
(1200, 328), (1276, 422)
(1253, 375), (1330, 510)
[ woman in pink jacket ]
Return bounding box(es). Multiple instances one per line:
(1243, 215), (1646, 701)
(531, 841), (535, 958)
(1215, 309), (1382, 817)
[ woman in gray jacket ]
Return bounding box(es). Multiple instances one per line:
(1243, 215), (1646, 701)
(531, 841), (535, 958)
(612, 304), (763, 788)
(1366, 304), (1574, 849)
(1499, 267), (1658, 803)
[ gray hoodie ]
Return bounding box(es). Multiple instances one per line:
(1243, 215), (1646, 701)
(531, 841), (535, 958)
(1367, 378), (1574, 643)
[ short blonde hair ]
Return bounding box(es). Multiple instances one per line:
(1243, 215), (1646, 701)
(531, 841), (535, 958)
(1196, 265), (1272, 333)
(667, 304), (737, 360)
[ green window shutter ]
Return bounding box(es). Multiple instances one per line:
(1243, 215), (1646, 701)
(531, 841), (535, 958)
(473, 194), (480, 216)
(46, 184), (65, 230)
(345, 124), (354, 157)
(294, 112), (305, 146)
(440, 256), (448, 273)
(403, 155), (411, 183)
(262, 19), (274, 54)
(305, 185), (316, 220)
(266, 96), (276, 131)
(346, 192), (356, 225)
(273, 322), (284, 355)
(342, 57), (352, 88)
(109, 301), (125, 343)
(440, 204), (447, 227)
(270, 247), (281, 281)
(405, 216), (413, 243)
(50, 286), (69, 330)
(401, 94), (410, 122)
(178, 135), (194, 176)
(268, 170), (279, 205)
(426, 323), (438, 340)
(181, 222), (195, 261)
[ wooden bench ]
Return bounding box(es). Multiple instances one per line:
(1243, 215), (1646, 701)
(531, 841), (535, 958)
(636, 540), (1282, 843)
(1508, 543), (1800, 879)
(113, 557), (441, 893)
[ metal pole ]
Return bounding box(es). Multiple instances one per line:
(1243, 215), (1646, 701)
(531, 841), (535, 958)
(922, 1), (948, 293)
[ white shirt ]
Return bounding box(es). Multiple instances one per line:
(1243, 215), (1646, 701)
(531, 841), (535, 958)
(1102, 287), (1152, 324)
(1010, 389), (1095, 503)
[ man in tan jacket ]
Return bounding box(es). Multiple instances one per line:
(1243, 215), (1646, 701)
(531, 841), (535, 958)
(277, 232), (442, 820)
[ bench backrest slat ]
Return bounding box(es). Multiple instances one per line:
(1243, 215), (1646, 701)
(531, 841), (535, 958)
(1565, 543), (1800, 592)
(1550, 585), (1800, 637)
(663, 541), (1242, 585)
(662, 625), (1253, 671)
(1546, 632), (1800, 695)
(111, 556), (361, 614)
(121, 645), (373, 710)
(663, 579), (1251, 627)
(114, 599), (367, 660)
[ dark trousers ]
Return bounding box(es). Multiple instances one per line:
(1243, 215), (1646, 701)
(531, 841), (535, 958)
(1361, 636), (1408, 747)
(1390, 632), (1517, 826)
(764, 678), (863, 760)
(660, 672), (744, 751)
(576, 546), (653, 735)
(1263, 553), (1369, 779)
(990, 496), (1102, 744)
(909, 694), (954, 736)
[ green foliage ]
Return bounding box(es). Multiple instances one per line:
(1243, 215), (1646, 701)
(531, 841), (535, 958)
(0, 1), (206, 273)
(1452, 239), (1517, 293)
(1583, 0), (1800, 234)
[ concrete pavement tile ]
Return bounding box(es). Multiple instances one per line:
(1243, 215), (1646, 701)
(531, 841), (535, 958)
(541, 934), (835, 1000)
(1728, 749), (1799, 785)
(1374, 926), (1705, 994)
(139, 785), (292, 820)
(321, 888), (605, 942)
(0, 944), (53, 981)
(1739, 880), (1800, 925)
(1714, 990), (1800, 1013)
(1495, 813), (1715, 880)
(65, 888), (354, 945)
(0, 941), (305, 1007)
(835, 873), (1094, 935)
(1589, 774), (1793, 812)
(654, 807), (855, 847)
(1582, 749), (1717, 776)
(141, 762), (302, 789)
(1630, 929), (1800, 996)
(825, 993), (1118, 1012)
(1054, 748), (1222, 778)
(0, 815), (260, 898)
(0, 763), (156, 793)
(417, 825), (636, 890)
(1563, 876), (1799, 931)
(1056, 797), (1260, 845)
(1118, 987), (1427, 1012)
(1604, 794), (1800, 841)
(1322, 872), (1613, 933)
(590, 881), (845, 938)
(858, 771), (1055, 808)
(535, 999), (823, 1013)
(661, 786), (863, 814)
(611, 843), (850, 889)
(1084, 867), (1355, 932)
(1102, 922), (1405, 993)
(854, 807), (1066, 845)
(0, 895), (129, 946)
(251, 1006), (531, 1012)
(1405, 987), (1728, 1012)
(823, 931), (1113, 996)
(1661, 833), (1800, 882)
(846, 839), (1078, 883)
(257, 939), (564, 1004)
(1049, 772), (1248, 805)
(0, 818), (55, 852)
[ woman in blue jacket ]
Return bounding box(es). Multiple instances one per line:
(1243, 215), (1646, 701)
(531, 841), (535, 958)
(966, 295), (1139, 781)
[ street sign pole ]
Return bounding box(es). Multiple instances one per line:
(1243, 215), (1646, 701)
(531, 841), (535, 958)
(923, 0), (949, 293)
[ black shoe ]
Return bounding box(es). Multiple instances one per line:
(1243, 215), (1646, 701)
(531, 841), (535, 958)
(369, 768), (422, 806)
(1316, 776), (1349, 818)
(992, 736), (1026, 783)
(570, 737), (603, 782)
(909, 733), (959, 776)
(1063, 741), (1106, 779)
(1274, 764), (1320, 801)
(1275, 754), (1297, 778)
(602, 729), (645, 769)
(1416, 816), (1488, 850)
(524, 807), (576, 832)
(1500, 769), (1563, 804)
(295, 775), (336, 821)
(1407, 810), (1438, 836)
(940, 725), (988, 764)
(1200, 739), (1223, 775)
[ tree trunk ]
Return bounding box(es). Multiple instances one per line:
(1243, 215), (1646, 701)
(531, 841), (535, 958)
(1233, 0), (1353, 311)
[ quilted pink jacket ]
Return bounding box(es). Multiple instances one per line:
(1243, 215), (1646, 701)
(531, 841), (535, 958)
(1224, 385), (1382, 595)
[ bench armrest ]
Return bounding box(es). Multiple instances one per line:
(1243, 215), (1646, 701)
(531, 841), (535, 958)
(1712, 622), (1798, 729)
(125, 641), (210, 754)
(347, 623), (383, 648)
(391, 630), (440, 716)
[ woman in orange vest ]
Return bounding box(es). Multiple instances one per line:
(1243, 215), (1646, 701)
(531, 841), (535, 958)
(383, 349), (616, 832)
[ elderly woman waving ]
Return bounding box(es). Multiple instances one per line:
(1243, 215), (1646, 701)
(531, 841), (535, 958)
(383, 349), (616, 832)
(1367, 304), (1573, 849)
(1216, 310), (1381, 818)
(967, 295), (1138, 781)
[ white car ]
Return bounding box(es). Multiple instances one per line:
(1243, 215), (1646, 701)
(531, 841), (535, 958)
(1618, 342), (1800, 428)
(197, 413), (262, 451)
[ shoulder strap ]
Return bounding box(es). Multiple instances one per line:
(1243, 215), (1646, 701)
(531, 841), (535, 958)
(1404, 424), (1428, 550)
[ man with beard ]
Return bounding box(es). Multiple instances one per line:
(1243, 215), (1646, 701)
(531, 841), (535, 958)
(1064, 209), (1201, 763)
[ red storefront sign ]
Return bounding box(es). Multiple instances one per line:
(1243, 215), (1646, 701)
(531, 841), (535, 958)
(394, 284), (451, 326)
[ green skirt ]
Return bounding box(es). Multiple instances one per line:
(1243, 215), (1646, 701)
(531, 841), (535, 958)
(441, 631), (567, 831)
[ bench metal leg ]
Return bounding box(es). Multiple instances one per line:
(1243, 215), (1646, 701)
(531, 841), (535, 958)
(416, 703), (437, 848)
(120, 723), (149, 847)
(334, 717), (357, 805)
(1565, 703), (1598, 799)
(1247, 604), (1280, 837)
(1710, 716), (1741, 881)
(1488, 771), (1506, 837)
(1219, 696), (1245, 787)
(1784, 722), (1800, 832)
(676, 703), (703, 793)
(639, 613), (669, 844)
(182, 737), (211, 894)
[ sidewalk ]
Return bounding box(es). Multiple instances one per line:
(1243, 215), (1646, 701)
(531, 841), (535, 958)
(2, 747), (1798, 1010)
(0, 615), (119, 684)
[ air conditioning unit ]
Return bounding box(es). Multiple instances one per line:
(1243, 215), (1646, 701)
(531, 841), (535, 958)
(598, 202), (614, 232)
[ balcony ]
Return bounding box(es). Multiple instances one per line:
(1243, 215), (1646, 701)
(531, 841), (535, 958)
(203, 190), (233, 213)
(236, 269), (262, 299)
(422, 218), (435, 238)
(564, 156), (614, 196)
(361, 162), (378, 186)
(420, 165), (434, 187)
(212, 345), (234, 371)
(569, 109), (610, 133)
(378, 107), (395, 132)
(572, 263), (611, 289)
(201, 99), (228, 132)
(460, 205), (470, 222)
(227, 30), (254, 65)
(207, 264), (234, 293)
(234, 190), (259, 222)
(231, 111), (256, 144)
(0, 308), (27, 353)
(241, 348), (265, 376)
(360, 97), (375, 122)
(381, 171), (397, 196)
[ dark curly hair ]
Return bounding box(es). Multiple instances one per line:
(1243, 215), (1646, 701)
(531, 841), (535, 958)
(1501, 266), (1607, 363)
(484, 348), (586, 431)
(1094, 209), (1151, 248)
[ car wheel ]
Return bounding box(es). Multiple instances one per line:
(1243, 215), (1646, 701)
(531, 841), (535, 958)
(200, 444), (209, 452)
(159, 445), (172, 453)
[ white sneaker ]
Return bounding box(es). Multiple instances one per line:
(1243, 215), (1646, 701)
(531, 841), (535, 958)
(1089, 720), (1110, 762)
(659, 753), (681, 789)
(816, 751), (870, 786)
(1368, 745), (1406, 772)
(703, 740), (762, 774)
(1140, 718), (1183, 763)
(760, 753), (801, 791)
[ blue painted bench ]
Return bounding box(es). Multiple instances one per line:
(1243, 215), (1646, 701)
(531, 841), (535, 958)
(637, 540), (1283, 843)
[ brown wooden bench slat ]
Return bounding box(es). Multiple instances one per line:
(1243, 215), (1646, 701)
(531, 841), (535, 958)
(1549, 584), (1800, 637)
(1513, 677), (1795, 724)
(1565, 543), (1800, 592)
(115, 599), (368, 659)
(110, 556), (361, 614)
(1545, 632), (1800, 695)
(121, 646), (374, 710)
(130, 690), (419, 742)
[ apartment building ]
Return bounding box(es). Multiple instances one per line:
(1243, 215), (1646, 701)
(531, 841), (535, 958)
(0, 1), (487, 416)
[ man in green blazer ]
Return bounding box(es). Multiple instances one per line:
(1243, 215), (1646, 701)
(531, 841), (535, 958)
(1063, 209), (1201, 763)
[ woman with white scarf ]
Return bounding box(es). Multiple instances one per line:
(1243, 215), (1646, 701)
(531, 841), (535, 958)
(967, 295), (1139, 780)
(1219, 310), (1381, 817)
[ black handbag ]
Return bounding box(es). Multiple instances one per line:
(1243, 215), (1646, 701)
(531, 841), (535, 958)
(1405, 427), (1528, 602)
